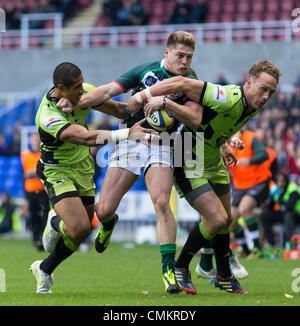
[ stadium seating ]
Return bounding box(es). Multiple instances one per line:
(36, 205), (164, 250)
(1, 0), (297, 49)
(91, 0), (298, 46)
(0, 155), (24, 198)
(2, 0), (93, 48)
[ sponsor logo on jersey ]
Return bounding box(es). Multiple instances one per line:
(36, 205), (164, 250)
(214, 85), (227, 103)
(42, 115), (65, 129)
(142, 72), (159, 87)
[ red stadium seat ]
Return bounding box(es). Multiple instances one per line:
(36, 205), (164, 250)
(292, 33), (300, 40)
(148, 17), (163, 26)
(205, 14), (220, 23)
(220, 14), (235, 23)
(96, 15), (112, 27)
(29, 36), (40, 48)
(209, 3), (222, 15)
(252, 1), (264, 13)
(235, 14), (249, 22)
(236, 2), (250, 15)
(278, 12), (293, 21)
(223, 3), (235, 15)
(152, 3), (165, 18)
(263, 13), (278, 21)
(248, 13), (263, 21)
(280, 0), (294, 13)
(265, 1), (279, 14)
(262, 28), (277, 41)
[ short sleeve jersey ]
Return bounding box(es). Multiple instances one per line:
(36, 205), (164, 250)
(35, 83), (95, 166)
(183, 82), (258, 169)
(114, 59), (196, 133)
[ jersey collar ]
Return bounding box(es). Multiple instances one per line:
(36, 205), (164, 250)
(240, 86), (248, 110)
(46, 87), (59, 102)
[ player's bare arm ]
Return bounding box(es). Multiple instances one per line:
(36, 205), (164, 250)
(144, 96), (203, 130)
(128, 76), (205, 115)
(93, 99), (127, 119)
(58, 82), (124, 113)
(59, 119), (158, 147)
(79, 82), (124, 108)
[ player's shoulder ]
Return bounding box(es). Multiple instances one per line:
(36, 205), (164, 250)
(208, 82), (242, 105)
(142, 60), (162, 70)
(37, 94), (66, 125)
(130, 60), (161, 73)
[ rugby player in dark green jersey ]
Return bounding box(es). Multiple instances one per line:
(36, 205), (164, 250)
(129, 59), (281, 294)
(30, 62), (156, 294)
(58, 31), (203, 294)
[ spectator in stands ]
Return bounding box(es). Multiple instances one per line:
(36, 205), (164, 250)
(7, 120), (22, 156)
(189, 0), (208, 23)
(5, 1), (20, 30)
(4, 0), (24, 30)
(115, 0), (146, 26)
(51, 0), (69, 11)
(289, 85), (300, 123)
(261, 172), (300, 249)
(102, 0), (122, 26)
(21, 132), (49, 251)
(168, 0), (192, 25)
(8, 131), (21, 156)
(0, 134), (9, 156)
(274, 140), (287, 173)
(128, 0), (147, 26)
(0, 191), (15, 234)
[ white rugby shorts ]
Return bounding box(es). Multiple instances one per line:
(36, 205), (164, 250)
(109, 140), (174, 175)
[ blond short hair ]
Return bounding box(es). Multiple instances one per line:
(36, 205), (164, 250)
(166, 31), (196, 50)
(248, 60), (282, 82)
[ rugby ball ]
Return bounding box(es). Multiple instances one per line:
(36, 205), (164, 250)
(146, 109), (175, 131)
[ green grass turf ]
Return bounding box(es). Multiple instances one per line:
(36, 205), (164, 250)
(0, 237), (300, 306)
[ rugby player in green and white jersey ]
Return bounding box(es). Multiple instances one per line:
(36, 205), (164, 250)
(57, 31), (203, 294)
(30, 62), (157, 294)
(129, 59), (281, 294)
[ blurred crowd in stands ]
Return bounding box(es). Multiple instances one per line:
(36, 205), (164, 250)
(0, 121), (21, 156)
(1, 0), (92, 30)
(0, 0), (299, 29)
(101, 0), (208, 27)
(2, 0), (209, 29)
(3, 0), (298, 31)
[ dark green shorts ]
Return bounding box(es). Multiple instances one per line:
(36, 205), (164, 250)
(37, 155), (96, 206)
(173, 160), (230, 205)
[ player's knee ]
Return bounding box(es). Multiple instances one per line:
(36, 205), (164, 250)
(68, 220), (91, 243)
(95, 202), (116, 221)
(152, 193), (171, 215)
(213, 214), (229, 233)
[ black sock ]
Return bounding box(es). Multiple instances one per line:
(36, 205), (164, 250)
(199, 242), (214, 271)
(50, 215), (61, 232)
(233, 226), (250, 255)
(211, 232), (232, 279)
(245, 217), (261, 250)
(175, 223), (212, 268)
(102, 214), (118, 231)
(40, 237), (75, 275)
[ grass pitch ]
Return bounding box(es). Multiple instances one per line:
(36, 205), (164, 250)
(0, 237), (299, 306)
